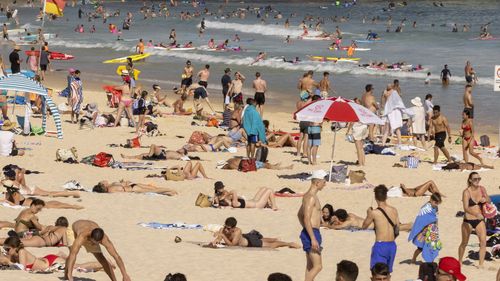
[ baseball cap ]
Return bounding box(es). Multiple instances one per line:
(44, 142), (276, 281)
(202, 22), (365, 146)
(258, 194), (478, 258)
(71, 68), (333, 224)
(307, 170), (328, 180)
(438, 257), (466, 281)
(214, 181), (225, 190)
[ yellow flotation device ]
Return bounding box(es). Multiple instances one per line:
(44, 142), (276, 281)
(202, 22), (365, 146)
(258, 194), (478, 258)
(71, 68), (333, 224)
(116, 65), (141, 80)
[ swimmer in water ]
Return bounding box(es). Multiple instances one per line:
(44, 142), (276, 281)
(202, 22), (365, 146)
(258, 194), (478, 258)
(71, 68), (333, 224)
(207, 38), (215, 49)
(284, 35), (291, 44)
(251, 52), (266, 65)
(233, 34), (241, 42)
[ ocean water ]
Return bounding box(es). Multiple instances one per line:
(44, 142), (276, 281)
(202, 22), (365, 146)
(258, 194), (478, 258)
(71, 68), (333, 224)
(2, 0), (500, 131)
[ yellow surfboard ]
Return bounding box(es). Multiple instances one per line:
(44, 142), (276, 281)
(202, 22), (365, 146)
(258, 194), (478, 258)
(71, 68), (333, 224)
(116, 65), (141, 80)
(103, 53), (150, 64)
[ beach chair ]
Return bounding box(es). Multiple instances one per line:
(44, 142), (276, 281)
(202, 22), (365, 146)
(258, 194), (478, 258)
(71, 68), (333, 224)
(102, 85), (122, 108)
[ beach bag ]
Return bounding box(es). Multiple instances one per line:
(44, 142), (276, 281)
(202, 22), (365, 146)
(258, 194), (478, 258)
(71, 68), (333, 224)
(125, 137), (141, 148)
(238, 158), (257, 172)
(406, 156), (419, 169)
(56, 147), (78, 163)
(188, 131), (205, 144)
(165, 168), (186, 181)
(377, 207), (399, 238)
(255, 147), (268, 163)
(348, 170), (366, 184)
(195, 193), (212, 208)
(480, 135), (490, 147)
(418, 262), (437, 281)
(92, 152), (114, 167)
(480, 187), (497, 219)
(144, 122), (158, 133)
(487, 234), (500, 247)
(330, 165), (347, 183)
(206, 118), (219, 127)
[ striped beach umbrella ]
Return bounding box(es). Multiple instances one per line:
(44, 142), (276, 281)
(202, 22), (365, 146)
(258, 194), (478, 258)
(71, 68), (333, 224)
(0, 74), (63, 139)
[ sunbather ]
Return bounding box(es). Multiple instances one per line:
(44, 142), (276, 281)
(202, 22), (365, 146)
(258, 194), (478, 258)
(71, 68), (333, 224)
(321, 204), (335, 227)
(212, 181), (278, 210)
(0, 216), (69, 247)
(208, 217), (299, 249)
(327, 209), (412, 231)
(120, 144), (189, 160)
(263, 120), (297, 148)
(182, 138), (233, 152)
(164, 161), (210, 180)
(220, 157), (293, 170)
(400, 180), (444, 197)
(92, 180), (177, 196)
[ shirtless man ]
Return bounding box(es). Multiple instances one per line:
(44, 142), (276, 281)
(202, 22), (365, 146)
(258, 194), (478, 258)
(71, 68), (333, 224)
(297, 170), (327, 281)
(227, 71), (245, 104)
(209, 217), (299, 249)
(188, 83), (215, 116)
(296, 96), (312, 159)
(172, 94), (192, 115)
(120, 144), (188, 161)
(463, 84), (473, 119)
(362, 185), (400, 273)
(330, 208), (412, 231)
(298, 71), (318, 101)
(64, 220), (131, 281)
(197, 64), (210, 88)
(180, 60), (194, 94)
(252, 72), (267, 117)
(318, 72), (331, 99)
(429, 105), (452, 164)
(464, 61), (473, 84)
(440, 64), (451, 86)
(361, 84), (379, 141)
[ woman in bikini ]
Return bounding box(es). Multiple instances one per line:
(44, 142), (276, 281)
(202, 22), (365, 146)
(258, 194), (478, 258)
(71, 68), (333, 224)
(1, 182), (83, 210)
(120, 144), (187, 161)
(166, 161), (210, 180)
(263, 120), (297, 148)
(182, 138), (233, 152)
(92, 180), (177, 196)
(458, 172), (491, 267)
(400, 180), (445, 197)
(112, 78), (135, 127)
(461, 109), (483, 165)
(19, 217), (69, 247)
(212, 182), (278, 210)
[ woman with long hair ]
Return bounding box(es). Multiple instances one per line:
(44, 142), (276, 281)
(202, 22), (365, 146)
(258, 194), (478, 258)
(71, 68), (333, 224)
(461, 109), (483, 165)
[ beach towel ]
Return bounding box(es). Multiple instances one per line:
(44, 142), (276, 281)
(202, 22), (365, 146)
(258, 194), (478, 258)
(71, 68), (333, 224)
(331, 184), (375, 191)
(277, 172), (311, 181)
(387, 186), (403, 198)
(242, 105), (266, 143)
(1, 202), (26, 209)
(408, 202), (441, 262)
(69, 78), (83, 113)
(138, 222), (203, 230)
(274, 193), (304, 198)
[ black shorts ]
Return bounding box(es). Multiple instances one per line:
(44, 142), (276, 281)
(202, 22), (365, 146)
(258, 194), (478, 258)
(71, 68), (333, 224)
(199, 81), (208, 88)
(10, 149), (19, 156)
(464, 107), (474, 119)
(434, 131), (446, 148)
(243, 230), (263, 247)
(233, 93), (243, 104)
(194, 87), (207, 99)
(181, 77), (192, 87)
(299, 121), (310, 134)
(40, 64), (47, 71)
(465, 75), (472, 83)
(254, 92), (265, 105)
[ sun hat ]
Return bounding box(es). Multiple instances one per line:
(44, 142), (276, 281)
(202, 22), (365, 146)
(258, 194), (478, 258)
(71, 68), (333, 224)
(1, 120), (17, 131)
(87, 103), (98, 112)
(411, 97), (423, 107)
(438, 257), (466, 281)
(307, 170), (328, 180)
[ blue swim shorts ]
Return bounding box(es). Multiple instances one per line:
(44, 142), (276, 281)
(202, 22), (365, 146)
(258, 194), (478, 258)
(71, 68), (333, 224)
(370, 241), (397, 273)
(299, 228), (322, 253)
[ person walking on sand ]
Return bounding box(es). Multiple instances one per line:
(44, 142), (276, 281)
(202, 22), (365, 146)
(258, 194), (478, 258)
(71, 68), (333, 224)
(361, 84), (379, 142)
(221, 68), (232, 109)
(362, 185), (400, 273)
(461, 109), (483, 165)
(297, 170), (327, 281)
(252, 72), (267, 117)
(429, 105), (452, 164)
(64, 220), (131, 281)
(69, 70), (83, 124)
(463, 84), (474, 119)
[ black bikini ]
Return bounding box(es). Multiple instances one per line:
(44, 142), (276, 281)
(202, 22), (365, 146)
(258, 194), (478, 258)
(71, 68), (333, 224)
(237, 198), (246, 208)
(463, 191), (484, 229)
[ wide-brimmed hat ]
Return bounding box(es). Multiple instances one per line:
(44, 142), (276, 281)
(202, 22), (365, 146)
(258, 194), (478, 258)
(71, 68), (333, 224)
(411, 97), (423, 107)
(86, 103), (98, 112)
(1, 120), (17, 131)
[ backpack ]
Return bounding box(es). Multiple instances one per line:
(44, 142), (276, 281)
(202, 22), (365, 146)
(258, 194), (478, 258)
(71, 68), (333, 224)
(480, 135), (490, 147)
(255, 147), (269, 163)
(56, 147), (78, 163)
(92, 152), (114, 167)
(330, 165), (347, 183)
(418, 262), (437, 281)
(238, 158), (257, 172)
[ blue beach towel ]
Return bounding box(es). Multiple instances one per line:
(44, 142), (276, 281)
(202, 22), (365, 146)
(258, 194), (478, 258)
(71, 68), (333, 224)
(408, 203), (441, 262)
(138, 222), (202, 230)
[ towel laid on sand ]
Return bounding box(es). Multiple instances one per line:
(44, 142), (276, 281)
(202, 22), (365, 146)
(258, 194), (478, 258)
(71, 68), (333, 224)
(138, 222), (202, 230)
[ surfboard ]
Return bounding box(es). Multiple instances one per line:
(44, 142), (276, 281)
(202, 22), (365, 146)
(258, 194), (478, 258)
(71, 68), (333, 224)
(153, 46), (196, 51)
(329, 46), (371, 51)
(310, 56), (360, 62)
(354, 39), (384, 43)
(468, 37), (499, 41)
(49, 52), (75, 60)
(103, 53), (150, 64)
(299, 36), (332, 41)
(7, 28), (25, 35)
(20, 35), (37, 41)
(116, 65), (141, 80)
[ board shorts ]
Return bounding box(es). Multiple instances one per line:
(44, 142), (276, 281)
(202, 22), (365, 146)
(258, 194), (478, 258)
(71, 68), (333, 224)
(193, 87), (207, 100)
(181, 77), (192, 87)
(254, 92), (265, 105)
(40, 64), (47, 71)
(243, 230), (263, 247)
(299, 121), (310, 134)
(370, 241), (397, 273)
(10, 149), (19, 156)
(300, 228), (322, 253)
(464, 107), (474, 119)
(434, 131), (446, 148)
(300, 90), (309, 101)
(308, 126), (321, 146)
(248, 134), (258, 144)
(198, 81), (208, 88)
(465, 75), (473, 83)
(233, 93), (243, 104)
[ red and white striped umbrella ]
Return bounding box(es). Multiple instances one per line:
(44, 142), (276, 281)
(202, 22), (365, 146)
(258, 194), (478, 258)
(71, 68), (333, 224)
(294, 96), (384, 125)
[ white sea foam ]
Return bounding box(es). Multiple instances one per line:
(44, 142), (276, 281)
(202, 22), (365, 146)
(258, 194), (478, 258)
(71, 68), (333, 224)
(202, 20), (322, 37)
(49, 39), (132, 51)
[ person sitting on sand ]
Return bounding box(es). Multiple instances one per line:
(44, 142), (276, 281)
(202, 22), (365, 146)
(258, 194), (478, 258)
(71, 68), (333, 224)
(12, 198), (45, 238)
(64, 220), (131, 281)
(172, 94), (192, 115)
(263, 120), (298, 148)
(219, 156), (293, 170)
(163, 161), (210, 180)
(92, 180), (177, 196)
(320, 204), (335, 227)
(0, 121), (25, 157)
(208, 217), (299, 249)
(212, 181), (278, 210)
(400, 180), (444, 197)
(0, 216), (69, 247)
(120, 144), (196, 161)
(1, 181), (83, 210)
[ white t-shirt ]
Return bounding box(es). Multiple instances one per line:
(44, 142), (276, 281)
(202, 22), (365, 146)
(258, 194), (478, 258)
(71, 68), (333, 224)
(424, 99), (434, 114)
(0, 131), (15, 156)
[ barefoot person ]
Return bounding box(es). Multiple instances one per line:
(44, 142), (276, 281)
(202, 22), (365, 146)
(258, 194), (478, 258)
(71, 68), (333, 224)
(197, 64), (210, 88)
(318, 72), (332, 99)
(212, 181), (278, 210)
(64, 220), (131, 281)
(252, 72), (267, 117)
(92, 180), (177, 196)
(209, 217), (299, 249)
(400, 180), (444, 197)
(363, 185), (400, 273)
(458, 172), (490, 268)
(180, 60), (194, 94)
(461, 109), (483, 165)
(298, 170), (327, 281)
(429, 105), (452, 164)
(361, 84), (379, 141)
